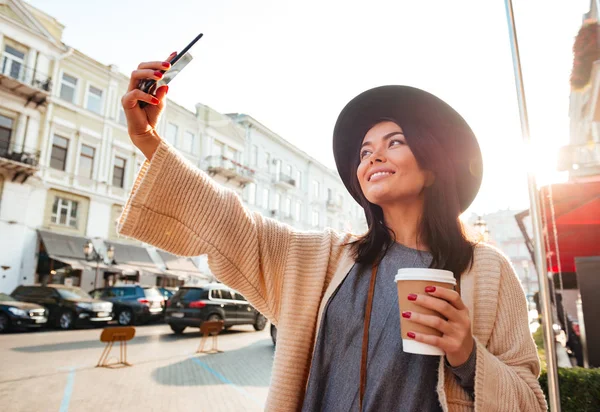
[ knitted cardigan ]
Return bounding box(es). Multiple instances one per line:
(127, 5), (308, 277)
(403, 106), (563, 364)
(118, 141), (548, 412)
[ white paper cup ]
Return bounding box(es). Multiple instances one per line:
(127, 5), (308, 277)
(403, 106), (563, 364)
(395, 268), (456, 356)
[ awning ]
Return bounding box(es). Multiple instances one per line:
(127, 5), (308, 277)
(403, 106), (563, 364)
(50, 257), (85, 270)
(106, 241), (164, 275)
(38, 230), (90, 260)
(157, 250), (202, 273)
(516, 180), (600, 273)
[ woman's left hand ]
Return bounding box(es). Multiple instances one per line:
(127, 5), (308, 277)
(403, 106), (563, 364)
(404, 286), (475, 367)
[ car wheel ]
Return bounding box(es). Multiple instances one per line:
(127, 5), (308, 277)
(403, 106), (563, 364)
(207, 314), (222, 336)
(253, 314), (267, 331)
(0, 313), (9, 333)
(271, 324), (277, 346)
(118, 310), (134, 326)
(58, 311), (74, 330)
(170, 325), (186, 334)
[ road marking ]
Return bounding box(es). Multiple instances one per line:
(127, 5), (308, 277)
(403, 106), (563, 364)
(59, 368), (75, 412)
(191, 357), (263, 407)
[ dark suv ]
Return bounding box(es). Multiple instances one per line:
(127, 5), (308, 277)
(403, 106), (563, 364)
(11, 285), (113, 330)
(165, 284), (267, 334)
(90, 285), (164, 326)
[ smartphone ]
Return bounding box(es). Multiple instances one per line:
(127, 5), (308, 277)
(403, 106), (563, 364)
(138, 32), (203, 108)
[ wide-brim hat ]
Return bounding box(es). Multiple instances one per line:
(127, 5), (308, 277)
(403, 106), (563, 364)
(332, 85), (483, 212)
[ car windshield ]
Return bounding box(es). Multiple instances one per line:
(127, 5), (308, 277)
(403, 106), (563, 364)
(143, 287), (162, 298)
(56, 288), (92, 300)
(0, 293), (16, 302)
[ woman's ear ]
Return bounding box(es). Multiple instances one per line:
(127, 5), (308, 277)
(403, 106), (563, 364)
(425, 171), (435, 187)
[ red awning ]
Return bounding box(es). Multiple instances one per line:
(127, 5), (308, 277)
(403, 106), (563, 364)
(539, 180), (600, 273)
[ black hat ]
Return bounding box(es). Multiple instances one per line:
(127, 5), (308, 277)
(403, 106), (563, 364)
(332, 85), (483, 212)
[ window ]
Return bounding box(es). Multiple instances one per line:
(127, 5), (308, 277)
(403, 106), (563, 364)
(295, 201), (302, 221)
(59, 73), (78, 103)
(273, 193), (280, 211)
(251, 144), (258, 166)
(246, 183), (256, 205)
(113, 157), (126, 188)
(285, 164), (292, 178)
(50, 135), (69, 171)
(78, 145), (95, 178)
(312, 210), (320, 227)
(220, 290), (233, 300)
(182, 131), (195, 153)
(225, 146), (239, 162)
(2, 45), (25, 80)
(166, 123), (178, 146)
(212, 140), (224, 157)
(327, 188), (333, 202)
(312, 180), (320, 199)
(211, 290), (222, 299)
(0, 114), (14, 156)
(327, 217), (333, 228)
(265, 152), (271, 170)
(118, 107), (127, 125)
(338, 193), (344, 207)
(262, 188), (269, 209)
(86, 85), (103, 114)
(51, 197), (79, 228)
(296, 170), (302, 190)
(233, 292), (247, 301)
(285, 197), (292, 217)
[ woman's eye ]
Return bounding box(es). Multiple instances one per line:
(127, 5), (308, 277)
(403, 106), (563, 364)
(390, 139), (404, 146)
(360, 150), (371, 159)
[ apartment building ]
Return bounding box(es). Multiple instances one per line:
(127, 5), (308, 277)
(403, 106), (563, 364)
(0, 0), (366, 294)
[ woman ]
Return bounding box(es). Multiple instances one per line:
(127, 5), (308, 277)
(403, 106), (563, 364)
(120, 58), (547, 411)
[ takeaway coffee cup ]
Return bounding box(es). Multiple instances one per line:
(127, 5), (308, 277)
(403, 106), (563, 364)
(395, 268), (457, 356)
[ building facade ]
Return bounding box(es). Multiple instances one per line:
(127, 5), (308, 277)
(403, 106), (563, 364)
(0, 0), (366, 294)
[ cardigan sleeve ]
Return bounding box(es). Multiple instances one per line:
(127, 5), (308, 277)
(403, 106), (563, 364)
(117, 141), (334, 324)
(473, 255), (548, 411)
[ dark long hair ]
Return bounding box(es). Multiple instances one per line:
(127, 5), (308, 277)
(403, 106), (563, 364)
(349, 119), (475, 282)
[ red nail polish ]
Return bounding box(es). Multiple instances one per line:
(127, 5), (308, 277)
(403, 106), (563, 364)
(163, 85), (169, 94)
(407, 294), (417, 301)
(151, 97), (159, 105)
(162, 62), (171, 68)
(425, 286), (436, 293)
(154, 71), (164, 78)
(407, 332), (416, 339)
(402, 311), (411, 319)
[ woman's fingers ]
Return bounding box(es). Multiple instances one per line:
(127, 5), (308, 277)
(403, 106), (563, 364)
(122, 89), (159, 110)
(127, 52), (176, 92)
(403, 311), (452, 335)
(409, 293), (460, 321)
(424, 286), (466, 311)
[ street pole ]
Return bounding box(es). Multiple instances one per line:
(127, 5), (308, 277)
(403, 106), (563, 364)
(94, 259), (99, 289)
(503, 1), (561, 410)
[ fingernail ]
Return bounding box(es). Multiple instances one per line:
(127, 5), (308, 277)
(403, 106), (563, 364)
(163, 85), (169, 94)
(161, 62), (171, 68)
(407, 294), (417, 301)
(154, 71), (164, 78)
(425, 286), (436, 293)
(151, 97), (159, 105)
(402, 311), (412, 319)
(407, 332), (416, 339)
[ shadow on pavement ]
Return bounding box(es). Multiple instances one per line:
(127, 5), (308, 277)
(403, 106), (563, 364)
(10, 327), (254, 353)
(151, 339), (274, 388)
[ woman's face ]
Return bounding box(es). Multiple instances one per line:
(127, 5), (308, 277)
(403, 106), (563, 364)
(356, 121), (430, 207)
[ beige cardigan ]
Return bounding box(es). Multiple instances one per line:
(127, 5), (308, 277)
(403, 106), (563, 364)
(118, 142), (548, 412)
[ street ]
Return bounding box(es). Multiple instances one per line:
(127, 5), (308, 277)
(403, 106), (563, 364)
(0, 323), (273, 411)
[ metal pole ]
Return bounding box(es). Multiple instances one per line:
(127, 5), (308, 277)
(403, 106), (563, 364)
(94, 258), (99, 289)
(503, 1), (561, 410)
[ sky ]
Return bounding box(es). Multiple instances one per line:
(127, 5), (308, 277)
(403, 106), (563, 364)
(26, 0), (591, 215)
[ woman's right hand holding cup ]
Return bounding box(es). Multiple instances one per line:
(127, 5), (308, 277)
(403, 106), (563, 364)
(121, 52), (176, 160)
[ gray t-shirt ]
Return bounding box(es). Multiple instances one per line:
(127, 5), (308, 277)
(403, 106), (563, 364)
(302, 242), (475, 411)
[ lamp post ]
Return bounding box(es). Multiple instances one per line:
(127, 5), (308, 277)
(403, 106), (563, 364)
(473, 216), (490, 242)
(84, 241), (114, 289)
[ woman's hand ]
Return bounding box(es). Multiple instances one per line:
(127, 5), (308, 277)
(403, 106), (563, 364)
(403, 286), (475, 367)
(121, 52), (176, 160)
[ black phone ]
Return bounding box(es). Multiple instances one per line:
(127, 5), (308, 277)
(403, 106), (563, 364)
(138, 32), (204, 108)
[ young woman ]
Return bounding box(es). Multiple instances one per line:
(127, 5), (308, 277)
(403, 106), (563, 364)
(119, 57), (547, 411)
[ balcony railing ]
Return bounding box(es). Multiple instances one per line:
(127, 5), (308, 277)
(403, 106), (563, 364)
(204, 155), (255, 184)
(558, 142), (600, 173)
(0, 144), (41, 183)
(1, 55), (53, 98)
(274, 172), (296, 189)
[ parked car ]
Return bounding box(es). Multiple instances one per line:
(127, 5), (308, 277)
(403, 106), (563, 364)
(11, 285), (112, 330)
(158, 287), (178, 301)
(90, 285), (164, 326)
(0, 292), (48, 333)
(165, 283), (267, 335)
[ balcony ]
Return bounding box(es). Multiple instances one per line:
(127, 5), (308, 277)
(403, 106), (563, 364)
(558, 142), (600, 177)
(1, 55), (52, 107)
(204, 155), (255, 186)
(274, 172), (296, 190)
(0, 145), (40, 183)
